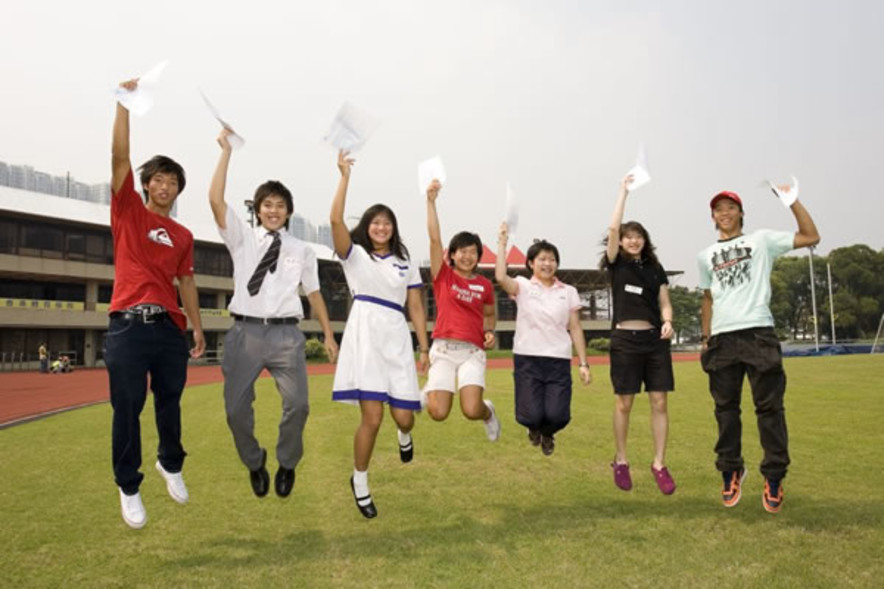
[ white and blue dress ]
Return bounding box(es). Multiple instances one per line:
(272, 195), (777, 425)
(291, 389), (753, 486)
(332, 244), (423, 410)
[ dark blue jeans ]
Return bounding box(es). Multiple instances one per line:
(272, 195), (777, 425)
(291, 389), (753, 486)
(513, 354), (573, 437)
(701, 327), (789, 480)
(104, 315), (189, 494)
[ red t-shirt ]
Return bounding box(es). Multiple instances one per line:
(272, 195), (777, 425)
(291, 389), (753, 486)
(108, 169), (194, 331)
(431, 262), (495, 348)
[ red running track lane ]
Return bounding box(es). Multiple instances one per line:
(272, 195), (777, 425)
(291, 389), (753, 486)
(0, 354), (699, 428)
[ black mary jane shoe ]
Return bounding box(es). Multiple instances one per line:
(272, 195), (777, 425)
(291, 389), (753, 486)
(350, 476), (378, 519)
(398, 438), (414, 464)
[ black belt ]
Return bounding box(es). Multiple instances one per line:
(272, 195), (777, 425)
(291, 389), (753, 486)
(232, 313), (299, 325)
(110, 309), (170, 324)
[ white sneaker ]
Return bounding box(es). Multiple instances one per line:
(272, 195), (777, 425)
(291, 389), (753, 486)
(119, 489), (147, 529)
(155, 461), (189, 504)
(483, 399), (501, 442)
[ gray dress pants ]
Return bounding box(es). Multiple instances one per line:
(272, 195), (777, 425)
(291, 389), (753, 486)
(222, 321), (309, 470)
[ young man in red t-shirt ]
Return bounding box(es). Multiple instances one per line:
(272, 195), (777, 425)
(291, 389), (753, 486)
(106, 78), (205, 529)
(424, 180), (501, 441)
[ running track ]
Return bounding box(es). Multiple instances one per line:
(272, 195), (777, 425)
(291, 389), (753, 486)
(0, 354), (699, 428)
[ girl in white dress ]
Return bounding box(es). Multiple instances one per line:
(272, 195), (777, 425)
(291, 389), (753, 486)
(330, 150), (429, 519)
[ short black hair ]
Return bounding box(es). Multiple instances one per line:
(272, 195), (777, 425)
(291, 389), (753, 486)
(137, 155), (186, 202)
(447, 231), (483, 269)
(254, 181), (294, 230)
(525, 239), (560, 271)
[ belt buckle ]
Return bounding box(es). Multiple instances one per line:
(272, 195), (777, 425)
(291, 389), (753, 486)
(142, 308), (156, 324)
(263, 317), (271, 325)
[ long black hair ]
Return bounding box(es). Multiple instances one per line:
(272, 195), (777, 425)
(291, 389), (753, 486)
(350, 203), (410, 260)
(598, 220), (660, 270)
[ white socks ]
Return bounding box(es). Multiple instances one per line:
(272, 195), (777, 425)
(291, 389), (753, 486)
(352, 469), (370, 502)
(397, 429), (412, 449)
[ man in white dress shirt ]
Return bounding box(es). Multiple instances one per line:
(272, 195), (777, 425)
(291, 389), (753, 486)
(210, 129), (338, 498)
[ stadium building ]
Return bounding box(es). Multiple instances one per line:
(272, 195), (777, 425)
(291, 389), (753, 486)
(0, 181), (647, 370)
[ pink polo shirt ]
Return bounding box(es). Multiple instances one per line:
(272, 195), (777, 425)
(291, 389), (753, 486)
(511, 275), (581, 359)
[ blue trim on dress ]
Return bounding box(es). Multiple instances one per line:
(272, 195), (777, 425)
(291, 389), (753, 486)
(407, 283), (423, 289)
(332, 389), (420, 411)
(353, 294), (404, 312)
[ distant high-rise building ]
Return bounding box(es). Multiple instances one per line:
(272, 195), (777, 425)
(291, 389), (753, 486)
(317, 224), (333, 249)
(0, 162), (9, 186)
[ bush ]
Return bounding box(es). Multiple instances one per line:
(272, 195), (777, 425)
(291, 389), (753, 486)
(588, 338), (610, 352)
(304, 338), (329, 362)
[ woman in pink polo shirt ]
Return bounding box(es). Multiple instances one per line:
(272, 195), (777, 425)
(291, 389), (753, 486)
(495, 223), (592, 455)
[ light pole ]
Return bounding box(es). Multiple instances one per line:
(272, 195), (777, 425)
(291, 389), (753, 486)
(808, 246), (819, 352)
(826, 262), (836, 345)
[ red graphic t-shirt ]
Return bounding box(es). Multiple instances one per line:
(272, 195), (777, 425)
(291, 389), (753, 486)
(432, 263), (495, 349)
(108, 169), (194, 331)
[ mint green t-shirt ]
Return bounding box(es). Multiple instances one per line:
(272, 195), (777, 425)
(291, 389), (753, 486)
(697, 229), (795, 336)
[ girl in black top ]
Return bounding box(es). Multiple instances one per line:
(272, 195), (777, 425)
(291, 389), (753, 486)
(600, 174), (676, 495)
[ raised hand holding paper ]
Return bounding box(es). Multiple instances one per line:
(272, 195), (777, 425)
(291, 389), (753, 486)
(324, 101), (378, 153)
(504, 182), (519, 245)
(199, 89), (245, 150)
(764, 175), (799, 208)
(114, 60), (168, 117)
(625, 142), (651, 191)
(418, 156), (446, 195)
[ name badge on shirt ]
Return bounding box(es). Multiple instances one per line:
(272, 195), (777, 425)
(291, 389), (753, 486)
(624, 284), (643, 295)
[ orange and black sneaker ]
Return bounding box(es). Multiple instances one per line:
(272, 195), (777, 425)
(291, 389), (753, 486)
(721, 468), (747, 507)
(763, 478), (784, 513)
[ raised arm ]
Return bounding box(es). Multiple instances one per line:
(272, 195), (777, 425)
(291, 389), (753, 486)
(330, 150), (355, 258)
(307, 290), (339, 363)
(407, 287), (430, 374)
(208, 129), (234, 229)
(569, 309), (592, 385)
(606, 174), (633, 264)
(790, 200), (820, 249)
(111, 79), (137, 193)
(495, 222), (518, 296)
(426, 179), (444, 279)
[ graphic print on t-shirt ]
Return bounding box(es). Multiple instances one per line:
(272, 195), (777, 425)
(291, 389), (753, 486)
(451, 282), (486, 304)
(710, 243), (753, 289)
(148, 227), (174, 248)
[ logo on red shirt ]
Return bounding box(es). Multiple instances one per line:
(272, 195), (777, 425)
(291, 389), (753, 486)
(148, 228), (174, 248)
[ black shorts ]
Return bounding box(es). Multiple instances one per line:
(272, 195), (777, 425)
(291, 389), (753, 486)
(609, 328), (674, 394)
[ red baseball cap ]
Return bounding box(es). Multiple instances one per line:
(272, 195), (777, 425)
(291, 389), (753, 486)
(710, 191), (743, 210)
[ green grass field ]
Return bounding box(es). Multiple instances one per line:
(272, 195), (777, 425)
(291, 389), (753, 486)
(1, 356), (882, 587)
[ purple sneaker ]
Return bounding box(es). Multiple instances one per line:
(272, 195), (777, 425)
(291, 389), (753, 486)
(651, 465), (676, 495)
(611, 461), (632, 491)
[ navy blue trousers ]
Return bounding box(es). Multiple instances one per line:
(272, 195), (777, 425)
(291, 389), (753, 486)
(513, 354), (573, 437)
(104, 315), (189, 494)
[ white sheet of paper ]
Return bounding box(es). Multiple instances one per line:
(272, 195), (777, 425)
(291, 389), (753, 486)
(417, 156), (446, 195)
(763, 175), (799, 208)
(198, 89), (245, 150)
(625, 142), (651, 190)
(323, 101), (378, 153)
(113, 60), (168, 117)
(504, 182), (519, 244)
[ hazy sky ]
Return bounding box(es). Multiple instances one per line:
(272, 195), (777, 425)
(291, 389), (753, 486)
(2, 1), (881, 286)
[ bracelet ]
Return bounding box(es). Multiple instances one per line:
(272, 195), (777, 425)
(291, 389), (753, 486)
(579, 362), (588, 368)
(484, 329), (495, 335)
(419, 348), (429, 354)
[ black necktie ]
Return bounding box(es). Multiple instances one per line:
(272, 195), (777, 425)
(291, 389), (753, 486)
(247, 231), (281, 296)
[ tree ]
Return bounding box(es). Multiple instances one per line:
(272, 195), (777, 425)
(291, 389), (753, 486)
(668, 285), (702, 344)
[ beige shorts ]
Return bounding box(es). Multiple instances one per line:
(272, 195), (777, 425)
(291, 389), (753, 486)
(423, 339), (487, 393)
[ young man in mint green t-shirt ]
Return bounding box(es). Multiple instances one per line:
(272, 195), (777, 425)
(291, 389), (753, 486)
(698, 187), (819, 514)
